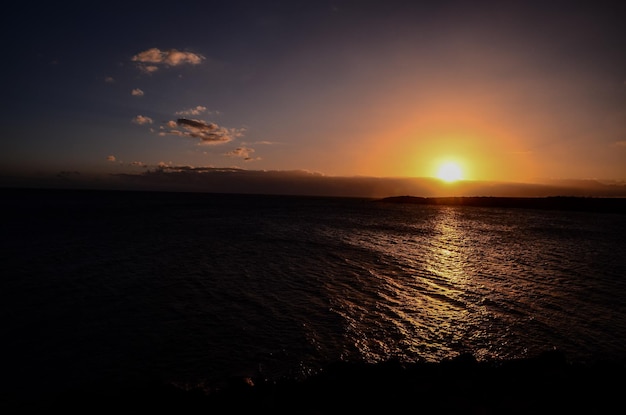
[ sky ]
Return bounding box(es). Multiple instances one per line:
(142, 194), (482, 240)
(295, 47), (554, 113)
(2, 1), (626, 197)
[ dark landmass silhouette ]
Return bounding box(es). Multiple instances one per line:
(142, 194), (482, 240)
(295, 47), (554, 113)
(377, 195), (626, 214)
(2, 168), (626, 199)
(8, 351), (624, 414)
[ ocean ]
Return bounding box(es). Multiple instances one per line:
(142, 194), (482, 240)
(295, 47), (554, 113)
(3, 188), (626, 410)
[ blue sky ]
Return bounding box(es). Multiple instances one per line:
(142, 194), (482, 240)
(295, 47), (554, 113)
(2, 1), (625, 196)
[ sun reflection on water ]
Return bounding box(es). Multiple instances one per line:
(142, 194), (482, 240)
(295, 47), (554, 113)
(402, 206), (486, 359)
(330, 205), (500, 364)
(428, 206), (469, 279)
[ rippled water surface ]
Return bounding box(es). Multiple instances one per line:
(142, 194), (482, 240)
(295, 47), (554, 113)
(3, 189), (626, 402)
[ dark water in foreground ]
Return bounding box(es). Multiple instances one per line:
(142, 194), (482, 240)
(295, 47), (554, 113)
(2, 188), (626, 409)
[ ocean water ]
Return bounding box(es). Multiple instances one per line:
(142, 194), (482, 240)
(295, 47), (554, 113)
(3, 189), (626, 407)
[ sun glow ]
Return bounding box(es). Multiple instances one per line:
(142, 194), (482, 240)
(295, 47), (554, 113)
(436, 162), (463, 182)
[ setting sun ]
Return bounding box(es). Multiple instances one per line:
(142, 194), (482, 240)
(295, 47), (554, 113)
(437, 162), (463, 182)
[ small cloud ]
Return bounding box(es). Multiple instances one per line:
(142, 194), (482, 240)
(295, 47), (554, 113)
(176, 106), (209, 116)
(615, 140), (626, 147)
(158, 118), (244, 144)
(133, 115), (153, 125)
(130, 161), (147, 168)
(131, 88), (144, 96)
(177, 118), (218, 130)
(131, 48), (204, 73)
(225, 147), (259, 161)
(106, 155), (116, 162)
(140, 65), (159, 74)
(105, 76), (115, 83)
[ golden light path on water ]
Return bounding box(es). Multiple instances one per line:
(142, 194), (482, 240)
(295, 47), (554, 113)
(328, 204), (551, 364)
(389, 206), (485, 360)
(417, 206), (493, 358)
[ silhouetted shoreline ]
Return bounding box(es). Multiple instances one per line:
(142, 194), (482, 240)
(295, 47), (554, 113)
(377, 195), (626, 214)
(9, 351), (625, 414)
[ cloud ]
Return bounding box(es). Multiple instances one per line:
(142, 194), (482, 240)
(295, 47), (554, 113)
(176, 118), (217, 129)
(131, 48), (204, 73)
(615, 140), (626, 147)
(175, 106), (216, 116)
(104, 76), (115, 83)
(131, 88), (144, 96)
(106, 157), (150, 168)
(138, 65), (159, 74)
(155, 164), (222, 173)
(225, 147), (259, 161)
(132, 115), (153, 125)
(158, 118), (244, 144)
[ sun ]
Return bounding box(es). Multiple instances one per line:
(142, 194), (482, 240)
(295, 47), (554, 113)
(436, 162), (463, 182)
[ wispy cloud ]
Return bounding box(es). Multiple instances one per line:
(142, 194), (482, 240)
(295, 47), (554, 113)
(106, 156), (152, 168)
(158, 118), (244, 144)
(154, 164), (229, 173)
(614, 140), (626, 147)
(131, 48), (204, 73)
(131, 88), (144, 97)
(104, 76), (115, 83)
(132, 115), (153, 125)
(175, 106), (221, 116)
(225, 147), (259, 161)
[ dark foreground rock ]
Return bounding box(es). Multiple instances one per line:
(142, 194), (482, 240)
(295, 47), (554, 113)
(8, 351), (626, 414)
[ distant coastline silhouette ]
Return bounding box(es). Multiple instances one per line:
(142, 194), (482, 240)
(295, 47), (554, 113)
(377, 195), (626, 214)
